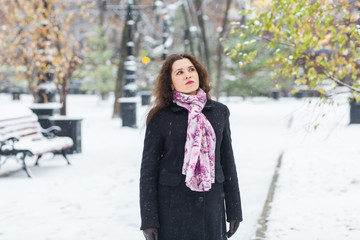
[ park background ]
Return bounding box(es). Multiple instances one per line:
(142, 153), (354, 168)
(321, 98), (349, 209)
(1, 0), (360, 240)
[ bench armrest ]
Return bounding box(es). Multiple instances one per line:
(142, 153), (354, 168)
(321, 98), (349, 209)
(42, 125), (62, 134)
(0, 137), (19, 154)
(5, 137), (20, 144)
(41, 125), (62, 138)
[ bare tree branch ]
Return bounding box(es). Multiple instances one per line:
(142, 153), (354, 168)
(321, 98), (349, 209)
(320, 65), (360, 93)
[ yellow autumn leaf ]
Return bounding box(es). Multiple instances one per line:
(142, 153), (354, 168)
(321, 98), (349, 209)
(291, 88), (300, 95)
(252, 0), (271, 7)
(317, 88), (326, 95)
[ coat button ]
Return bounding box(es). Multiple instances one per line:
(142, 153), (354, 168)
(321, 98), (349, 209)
(198, 196), (204, 202)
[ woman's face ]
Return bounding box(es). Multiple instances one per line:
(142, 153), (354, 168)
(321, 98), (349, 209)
(171, 58), (199, 95)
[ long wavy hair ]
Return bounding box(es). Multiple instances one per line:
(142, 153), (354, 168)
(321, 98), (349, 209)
(146, 53), (212, 124)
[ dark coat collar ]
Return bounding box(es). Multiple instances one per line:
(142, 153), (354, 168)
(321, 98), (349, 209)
(169, 99), (214, 112)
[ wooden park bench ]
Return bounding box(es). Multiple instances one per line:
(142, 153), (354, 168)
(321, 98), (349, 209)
(0, 108), (73, 177)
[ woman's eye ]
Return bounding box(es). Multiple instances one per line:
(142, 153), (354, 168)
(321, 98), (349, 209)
(189, 68), (195, 72)
(176, 71), (183, 75)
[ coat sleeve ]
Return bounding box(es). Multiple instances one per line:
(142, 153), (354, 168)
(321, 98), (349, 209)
(221, 106), (243, 222)
(140, 114), (163, 230)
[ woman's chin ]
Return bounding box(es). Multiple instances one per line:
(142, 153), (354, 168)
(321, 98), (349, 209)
(178, 88), (199, 95)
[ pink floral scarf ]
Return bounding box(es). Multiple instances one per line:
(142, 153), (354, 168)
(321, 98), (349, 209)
(173, 88), (216, 192)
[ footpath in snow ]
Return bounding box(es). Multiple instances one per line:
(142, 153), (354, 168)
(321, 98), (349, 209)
(265, 96), (360, 240)
(0, 93), (359, 240)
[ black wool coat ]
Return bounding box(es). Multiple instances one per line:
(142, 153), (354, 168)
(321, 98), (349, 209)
(140, 99), (243, 240)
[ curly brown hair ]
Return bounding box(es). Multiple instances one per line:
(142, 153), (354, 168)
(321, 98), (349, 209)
(146, 53), (212, 124)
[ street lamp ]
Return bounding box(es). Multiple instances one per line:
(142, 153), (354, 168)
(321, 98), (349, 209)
(118, 0), (137, 128)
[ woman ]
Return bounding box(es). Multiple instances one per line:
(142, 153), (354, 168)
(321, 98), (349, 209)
(140, 53), (242, 240)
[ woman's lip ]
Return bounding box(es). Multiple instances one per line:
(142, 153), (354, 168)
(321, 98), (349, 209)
(186, 81), (194, 85)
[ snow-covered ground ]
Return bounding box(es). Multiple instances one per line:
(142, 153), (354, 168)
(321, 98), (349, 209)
(0, 93), (359, 240)
(266, 96), (360, 240)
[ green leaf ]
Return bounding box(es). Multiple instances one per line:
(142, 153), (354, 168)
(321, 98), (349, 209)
(291, 87), (300, 94)
(355, 94), (360, 103)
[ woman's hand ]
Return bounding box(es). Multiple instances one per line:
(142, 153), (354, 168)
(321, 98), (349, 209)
(226, 220), (240, 238)
(143, 228), (159, 240)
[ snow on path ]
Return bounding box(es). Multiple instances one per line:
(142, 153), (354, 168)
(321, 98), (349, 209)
(224, 97), (300, 240)
(266, 96), (360, 240)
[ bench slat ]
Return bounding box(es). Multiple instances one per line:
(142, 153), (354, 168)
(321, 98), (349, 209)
(13, 136), (73, 156)
(0, 114), (38, 127)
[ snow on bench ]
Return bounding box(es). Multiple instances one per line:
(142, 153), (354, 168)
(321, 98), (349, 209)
(0, 108), (73, 177)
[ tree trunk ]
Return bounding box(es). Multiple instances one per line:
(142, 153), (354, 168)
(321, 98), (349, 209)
(60, 86), (67, 115)
(60, 59), (74, 115)
(46, 0), (67, 114)
(215, 0), (232, 101)
(98, 0), (105, 27)
(60, 74), (68, 115)
(25, 58), (37, 102)
(98, 0), (106, 44)
(194, 0), (210, 76)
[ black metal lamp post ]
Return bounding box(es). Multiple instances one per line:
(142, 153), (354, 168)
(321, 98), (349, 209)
(118, 0), (137, 128)
(123, 1), (136, 98)
(105, 0), (138, 128)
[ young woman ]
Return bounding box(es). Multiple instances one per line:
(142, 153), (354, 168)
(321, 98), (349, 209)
(140, 53), (242, 240)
